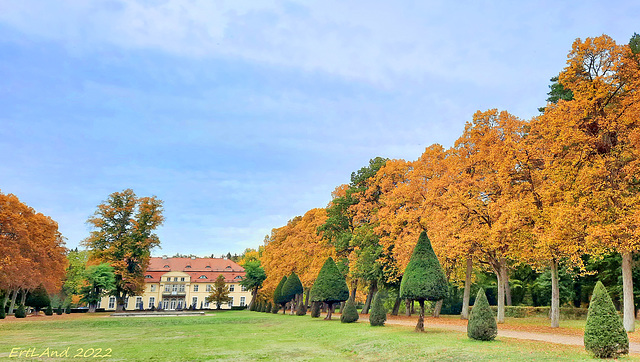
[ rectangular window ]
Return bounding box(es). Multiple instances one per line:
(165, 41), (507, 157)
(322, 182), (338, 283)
(151, 284), (156, 292)
(124, 297), (129, 309)
(149, 297), (155, 308)
(240, 297), (246, 307)
(206, 285), (212, 292)
(108, 297), (115, 309)
(181, 277), (185, 282)
(204, 301), (210, 308)
(194, 285), (199, 292)
(179, 284), (185, 292)
(241, 285), (247, 292)
(97, 299), (101, 308)
(192, 296), (197, 307)
(136, 297), (143, 310)
(172, 284), (178, 292)
(229, 297), (233, 307)
(229, 284), (235, 292)
(164, 284), (171, 292)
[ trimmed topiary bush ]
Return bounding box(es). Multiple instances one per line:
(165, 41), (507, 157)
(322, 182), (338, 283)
(0, 306), (6, 319)
(44, 305), (53, 316)
(26, 284), (50, 315)
(399, 231), (448, 332)
(369, 291), (387, 326)
(15, 304), (26, 318)
(340, 297), (359, 323)
(584, 281), (629, 358)
(310, 301), (321, 318)
(310, 257), (349, 320)
(265, 302), (271, 313)
(467, 288), (497, 341)
(55, 305), (63, 315)
(65, 305), (71, 314)
(282, 272), (303, 313)
(273, 276), (288, 314)
(271, 302), (279, 314)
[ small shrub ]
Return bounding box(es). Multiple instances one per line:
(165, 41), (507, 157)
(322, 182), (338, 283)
(296, 302), (307, 316)
(55, 305), (63, 315)
(340, 298), (359, 323)
(584, 281), (628, 358)
(369, 291), (387, 326)
(15, 305), (26, 318)
(265, 302), (271, 313)
(271, 302), (279, 314)
(65, 305), (71, 314)
(467, 288), (497, 341)
(310, 301), (321, 318)
(0, 306), (5, 319)
(44, 305), (53, 316)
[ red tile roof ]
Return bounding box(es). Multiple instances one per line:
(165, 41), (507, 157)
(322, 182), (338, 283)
(144, 257), (245, 283)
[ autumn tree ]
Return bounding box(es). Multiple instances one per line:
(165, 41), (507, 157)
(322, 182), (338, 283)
(206, 275), (232, 309)
(79, 263), (116, 313)
(83, 189), (164, 312)
(239, 259), (266, 311)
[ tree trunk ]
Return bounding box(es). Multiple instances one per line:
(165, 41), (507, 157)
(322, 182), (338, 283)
(495, 261), (505, 324)
(350, 279), (358, 301)
(416, 299), (425, 332)
(339, 301), (345, 313)
(461, 257), (472, 320)
(324, 303), (333, 320)
(2, 290), (9, 310)
(550, 259), (560, 328)
(89, 303), (97, 313)
(433, 300), (443, 318)
(411, 300), (415, 314)
(20, 290), (27, 306)
(505, 273), (512, 306)
(115, 293), (125, 312)
(321, 302), (327, 313)
(9, 288), (19, 314)
(392, 297), (401, 316)
(622, 252), (635, 332)
(405, 299), (411, 316)
(248, 287), (258, 310)
(362, 280), (378, 314)
(304, 289), (310, 308)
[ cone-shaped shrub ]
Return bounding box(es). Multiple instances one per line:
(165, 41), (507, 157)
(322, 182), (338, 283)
(296, 301), (307, 316)
(310, 301), (321, 318)
(399, 231), (448, 331)
(467, 288), (497, 341)
(44, 305), (53, 316)
(584, 281), (629, 358)
(310, 257), (349, 320)
(265, 302), (272, 313)
(282, 272), (303, 304)
(55, 305), (63, 315)
(271, 302), (279, 314)
(65, 305), (71, 314)
(340, 297), (359, 323)
(26, 284), (50, 315)
(273, 276), (288, 312)
(15, 304), (26, 318)
(369, 291), (387, 326)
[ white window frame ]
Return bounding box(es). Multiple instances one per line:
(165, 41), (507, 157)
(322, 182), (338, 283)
(136, 297), (143, 310)
(124, 297), (129, 309)
(179, 284), (185, 292)
(240, 297), (246, 307)
(192, 296), (197, 307)
(151, 284), (156, 292)
(229, 297), (234, 307)
(206, 285), (212, 292)
(193, 284), (199, 292)
(149, 297), (155, 308)
(241, 285), (247, 292)
(164, 284), (171, 292)
(108, 297), (115, 309)
(229, 284), (235, 292)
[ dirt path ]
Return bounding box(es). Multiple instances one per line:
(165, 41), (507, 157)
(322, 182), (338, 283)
(358, 315), (640, 354)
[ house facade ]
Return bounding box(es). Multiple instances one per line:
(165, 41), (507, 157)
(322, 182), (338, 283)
(98, 256), (252, 311)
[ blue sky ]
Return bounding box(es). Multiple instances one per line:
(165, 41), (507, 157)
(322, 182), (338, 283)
(0, 1), (637, 257)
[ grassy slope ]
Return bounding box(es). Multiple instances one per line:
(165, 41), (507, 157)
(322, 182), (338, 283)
(0, 311), (633, 361)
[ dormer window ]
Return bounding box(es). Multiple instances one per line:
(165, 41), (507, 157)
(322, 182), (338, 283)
(225, 266), (232, 269)
(205, 266), (211, 269)
(145, 275), (153, 279)
(163, 265), (170, 268)
(185, 265), (191, 268)
(198, 275), (207, 279)
(234, 276), (242, 279)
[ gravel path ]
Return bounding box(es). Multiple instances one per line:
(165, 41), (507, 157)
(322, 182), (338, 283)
(358, 316), (640, 354)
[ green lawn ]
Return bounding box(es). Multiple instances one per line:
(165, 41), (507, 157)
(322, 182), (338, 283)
(0, 311), (632, 361)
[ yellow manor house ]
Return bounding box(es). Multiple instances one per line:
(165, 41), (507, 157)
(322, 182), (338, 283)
(99, 256), (253, 311)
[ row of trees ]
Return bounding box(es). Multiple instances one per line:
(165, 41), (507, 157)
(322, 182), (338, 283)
(0, 191), (67, 315)
(257, 33), (640, 330)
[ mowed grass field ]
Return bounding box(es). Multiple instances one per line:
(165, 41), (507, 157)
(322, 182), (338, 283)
(0, 310), (634, 361)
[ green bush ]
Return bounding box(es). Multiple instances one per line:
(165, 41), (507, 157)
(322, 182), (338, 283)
(271, 302), (279, 314)
(44, 305), (53, 316)
(65, 305), (71, 314)
(310, 257), (349, 305)
(340, 298), (359, 323)
(55, 305), (63, 315)
(0, 306), (5, 319)
(15, 304), (26, 318)
(369, 291), (387, 326)
(467, 288), (497, 341)
(273, 276), (288, 311)
(584, 281), (628, 358)
(282, 272), (303, 304)
(26, 284), (50, 314)
(296, 302), (307, 316)
(310, 301), (321, 318)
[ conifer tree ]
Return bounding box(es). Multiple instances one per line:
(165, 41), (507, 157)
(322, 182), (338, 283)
(26, 284), (50, 315)
(467, 288), (497, 341)
(399, 231), (448, 332)
(56, 305), (63, 315)
(44, 304), (53, 316)
(369, 291), (387, 326)
(273, 276), (288, 314)
(340, 297), (359, 323)
(584, 281), (629, 358)
(271, 302), (279, 314)
(282, 272), (303, 314)
(310, 257), (349, 320)
(65, 305), (71, 314)
(15, 304), (26, 318)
